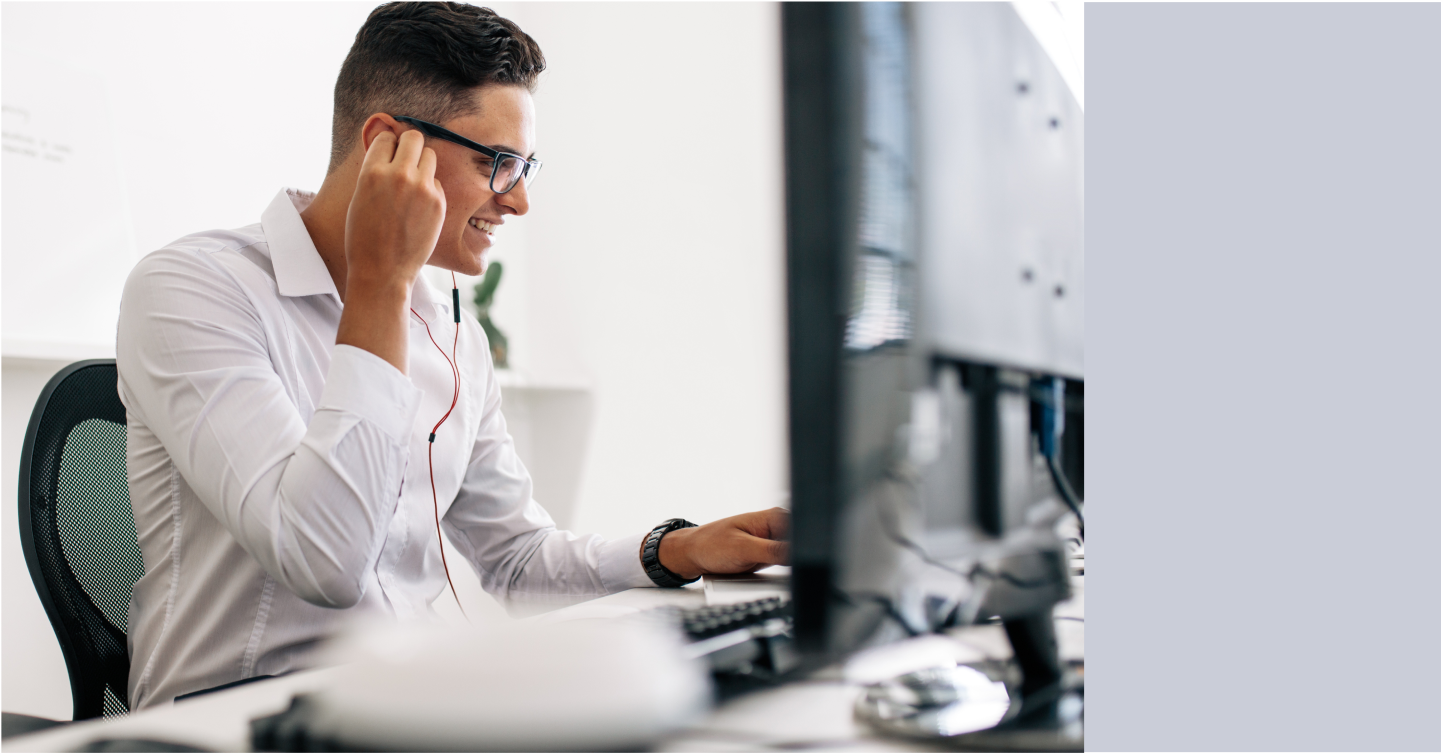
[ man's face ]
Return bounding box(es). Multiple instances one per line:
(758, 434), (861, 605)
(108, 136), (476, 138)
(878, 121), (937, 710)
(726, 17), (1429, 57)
(421, 85), (536, 276)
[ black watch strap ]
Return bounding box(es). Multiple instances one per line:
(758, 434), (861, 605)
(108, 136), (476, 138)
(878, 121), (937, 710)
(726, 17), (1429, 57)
(641, 518), (699, 588)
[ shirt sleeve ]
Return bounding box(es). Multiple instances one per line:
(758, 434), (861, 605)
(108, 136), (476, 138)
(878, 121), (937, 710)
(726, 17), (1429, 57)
(439, 343), (654, 617)
(116, 247), (422, 608)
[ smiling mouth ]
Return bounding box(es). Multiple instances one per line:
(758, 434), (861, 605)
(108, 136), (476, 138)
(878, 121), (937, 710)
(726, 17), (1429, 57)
(468, 218), (496, 233)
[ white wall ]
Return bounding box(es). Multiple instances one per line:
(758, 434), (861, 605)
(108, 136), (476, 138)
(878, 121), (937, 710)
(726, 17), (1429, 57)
(502, 3), (789, 539)
(2, 358), (78, 720)
(1, 2), (787, 719)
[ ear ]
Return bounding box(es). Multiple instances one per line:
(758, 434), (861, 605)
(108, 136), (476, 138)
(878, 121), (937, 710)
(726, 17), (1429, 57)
(360, 113), (403, 152)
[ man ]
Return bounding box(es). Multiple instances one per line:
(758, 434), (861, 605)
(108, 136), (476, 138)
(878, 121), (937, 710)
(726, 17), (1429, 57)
(117, 2), (788, 709)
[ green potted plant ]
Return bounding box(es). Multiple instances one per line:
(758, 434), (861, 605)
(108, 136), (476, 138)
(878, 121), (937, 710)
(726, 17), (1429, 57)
(473, 261), (508, 368)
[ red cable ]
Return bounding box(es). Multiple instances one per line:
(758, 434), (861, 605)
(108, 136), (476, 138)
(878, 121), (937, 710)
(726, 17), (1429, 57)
(409, 271), (467, 621)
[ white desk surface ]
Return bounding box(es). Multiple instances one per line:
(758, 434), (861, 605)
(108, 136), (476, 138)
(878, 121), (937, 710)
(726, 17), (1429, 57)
(7, 576), (1082, 752)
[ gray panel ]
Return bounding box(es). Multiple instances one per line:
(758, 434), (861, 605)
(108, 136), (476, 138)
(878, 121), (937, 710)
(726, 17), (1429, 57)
(913, 3), (1084, 377)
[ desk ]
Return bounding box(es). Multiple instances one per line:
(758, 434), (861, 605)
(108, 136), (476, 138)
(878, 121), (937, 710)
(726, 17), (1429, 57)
(8, 578), (1081, 751)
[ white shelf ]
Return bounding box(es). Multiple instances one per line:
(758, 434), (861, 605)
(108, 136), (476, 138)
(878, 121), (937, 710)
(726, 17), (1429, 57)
(2, 338), (116, 364)
(493, 369), (590, 392)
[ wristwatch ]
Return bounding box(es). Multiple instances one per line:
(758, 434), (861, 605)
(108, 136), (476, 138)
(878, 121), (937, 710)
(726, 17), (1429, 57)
(641, 518), (699, 588)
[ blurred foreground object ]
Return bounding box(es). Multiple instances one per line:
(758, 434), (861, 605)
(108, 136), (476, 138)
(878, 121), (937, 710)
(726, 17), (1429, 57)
(252, 617), (710, 751)
(782, 1), (1083, 748)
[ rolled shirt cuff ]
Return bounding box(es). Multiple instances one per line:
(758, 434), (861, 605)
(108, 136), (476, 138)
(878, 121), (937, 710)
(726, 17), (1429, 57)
(597, 532), (655, 591)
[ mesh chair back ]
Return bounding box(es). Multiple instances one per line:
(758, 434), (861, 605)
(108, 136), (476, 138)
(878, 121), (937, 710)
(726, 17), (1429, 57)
(19, 360), (143, 720)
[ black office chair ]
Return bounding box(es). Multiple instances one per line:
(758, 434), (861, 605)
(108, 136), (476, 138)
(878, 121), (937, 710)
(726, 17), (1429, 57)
(17, 359), (144, 721)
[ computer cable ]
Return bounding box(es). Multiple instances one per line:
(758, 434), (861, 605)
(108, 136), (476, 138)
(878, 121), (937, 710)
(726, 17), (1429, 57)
(831, 587), (923, 637)
(875, 471), (970, 581)
(872, 474), (1065, 633)
(1046, 454), (1083, 541)
(877, 473), (1055, 590)
(409, 271), (466, 620)
(1037, 377), (1084, 540)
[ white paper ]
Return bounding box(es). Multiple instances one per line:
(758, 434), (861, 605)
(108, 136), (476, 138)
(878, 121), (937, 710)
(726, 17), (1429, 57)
(2, 44), (138, 355)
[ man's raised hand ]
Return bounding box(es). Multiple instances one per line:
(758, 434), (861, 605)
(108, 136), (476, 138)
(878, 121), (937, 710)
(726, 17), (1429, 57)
(344, 128), (446, 293)
(334, 124), (447, 373)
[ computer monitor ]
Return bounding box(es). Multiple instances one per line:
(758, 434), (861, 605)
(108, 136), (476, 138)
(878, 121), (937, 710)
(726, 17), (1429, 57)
(782, 2), (1083, 744)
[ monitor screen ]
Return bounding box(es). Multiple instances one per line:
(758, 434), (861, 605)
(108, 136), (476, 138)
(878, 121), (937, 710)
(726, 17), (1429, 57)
(783, 2), (1084, 665)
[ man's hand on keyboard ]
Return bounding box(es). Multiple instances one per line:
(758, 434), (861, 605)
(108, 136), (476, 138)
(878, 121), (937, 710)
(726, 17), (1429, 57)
(658, 508), (790, 580)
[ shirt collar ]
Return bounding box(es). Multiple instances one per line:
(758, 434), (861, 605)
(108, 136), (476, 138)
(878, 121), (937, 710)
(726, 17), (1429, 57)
(260, 187), (453, 317)
(412, 271), (451, 319)
(261, 188), (339, 299)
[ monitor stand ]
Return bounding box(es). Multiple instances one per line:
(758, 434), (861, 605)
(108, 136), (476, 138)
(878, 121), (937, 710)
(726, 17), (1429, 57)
(955, 612), (1083, 750)
(855, 610), (1082, 751)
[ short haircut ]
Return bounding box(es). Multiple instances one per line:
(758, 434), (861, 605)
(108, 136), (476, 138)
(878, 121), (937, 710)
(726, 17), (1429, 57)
(328, 2), (545, 173)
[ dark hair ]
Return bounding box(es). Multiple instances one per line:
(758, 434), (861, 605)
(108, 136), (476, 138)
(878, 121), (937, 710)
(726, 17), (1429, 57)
(328, 2), (545, 173)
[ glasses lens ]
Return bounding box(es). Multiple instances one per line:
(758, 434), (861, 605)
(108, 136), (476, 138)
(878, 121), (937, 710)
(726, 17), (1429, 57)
(492, 155), (526, 194)
(523, 160), (541, 189)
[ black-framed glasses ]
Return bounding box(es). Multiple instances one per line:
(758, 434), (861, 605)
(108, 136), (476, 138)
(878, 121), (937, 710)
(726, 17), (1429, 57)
(394, 115), (542, 195)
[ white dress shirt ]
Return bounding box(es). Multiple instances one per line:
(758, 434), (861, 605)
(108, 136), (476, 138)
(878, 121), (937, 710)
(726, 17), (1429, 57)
(117, 188), (652, 709)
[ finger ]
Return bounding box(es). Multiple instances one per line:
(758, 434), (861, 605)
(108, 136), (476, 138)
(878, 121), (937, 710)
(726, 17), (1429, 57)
(738, 508), (789, 540)
(740, 533), (789, 566)
(767, 508), (791, 539)
(361, 130), (398, 171)
(393, 128), (426, 167)
(418, 145), (438, 185)
(432, 177), (447, 237)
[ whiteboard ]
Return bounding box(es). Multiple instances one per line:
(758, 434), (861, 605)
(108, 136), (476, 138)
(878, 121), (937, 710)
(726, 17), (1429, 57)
(2, 44), (138, 359)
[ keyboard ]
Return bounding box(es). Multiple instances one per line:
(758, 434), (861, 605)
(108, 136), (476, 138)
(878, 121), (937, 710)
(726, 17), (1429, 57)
(672, 596), (799, 681)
